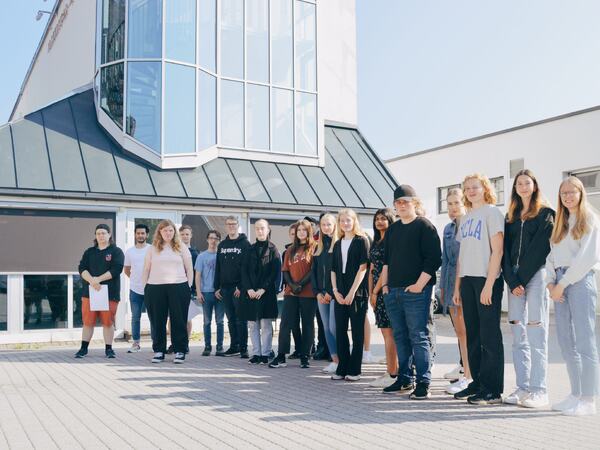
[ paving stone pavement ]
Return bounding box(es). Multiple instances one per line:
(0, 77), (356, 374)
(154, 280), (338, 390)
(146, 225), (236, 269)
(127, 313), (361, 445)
(0, 315), (599, 450)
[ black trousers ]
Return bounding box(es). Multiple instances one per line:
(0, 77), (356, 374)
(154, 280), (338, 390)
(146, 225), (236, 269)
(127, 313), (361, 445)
(460, 276), (504, 395)
(278, 296), (317, 357)
(222, 287), (248, 351)
(145, 282), (190, 354)
(335, 297), (368, 377)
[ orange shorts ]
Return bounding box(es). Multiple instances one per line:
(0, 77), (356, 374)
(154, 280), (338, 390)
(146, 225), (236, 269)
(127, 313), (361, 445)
(81, 297), (118, 327)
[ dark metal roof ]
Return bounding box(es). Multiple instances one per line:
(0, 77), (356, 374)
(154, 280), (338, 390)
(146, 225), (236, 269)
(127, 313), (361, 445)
(0, 90), (397, 212)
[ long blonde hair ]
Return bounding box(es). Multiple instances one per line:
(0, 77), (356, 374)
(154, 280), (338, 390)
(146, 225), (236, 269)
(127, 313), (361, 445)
(462, 173), (497, 209)
(153, 219), (183, 252)
(551, 176), (591, 244)
(315, 213), (338, 256)
(337, 209), (366, 240)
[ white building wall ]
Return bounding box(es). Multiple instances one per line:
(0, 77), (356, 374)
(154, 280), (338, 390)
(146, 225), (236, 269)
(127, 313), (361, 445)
(386, 109), (600, 234)
(11, 0), (96, 120)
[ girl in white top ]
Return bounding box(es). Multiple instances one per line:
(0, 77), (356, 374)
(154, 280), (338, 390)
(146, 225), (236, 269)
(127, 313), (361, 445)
(142, 219), (193, 364)
(546, 176), (600, 416)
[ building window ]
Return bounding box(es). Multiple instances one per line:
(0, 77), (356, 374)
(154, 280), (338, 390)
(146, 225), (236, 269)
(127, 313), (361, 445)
(509, 158), (524, 178)
(573, 169), (600, 193)
(437, 184), (460, 214)
(95, 0), (318, 163)
(491, 176), (505, 206)
(23, 275), (68, 330)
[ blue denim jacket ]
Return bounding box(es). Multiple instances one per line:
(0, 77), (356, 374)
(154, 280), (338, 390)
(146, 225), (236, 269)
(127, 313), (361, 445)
(440, 221), (460, 313)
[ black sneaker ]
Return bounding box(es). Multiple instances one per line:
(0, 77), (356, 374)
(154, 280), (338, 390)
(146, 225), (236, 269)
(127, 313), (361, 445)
(202, 346), (212, 356)
(409, 382), (431, 400)
(454, 384), (479, 400)
(223, 347), (240, 357)
(288, 350), (300, 360)
(240, 349), (250, 359)
(300, 356), (310, 368)
(105, 348), (116, 359)
(174, 352), (186, 364)
(268, 354), (287, 368)
(74, 348), (88, 359)
(383, 379), (415, 394)
(260, 356), (269, 365)
(166, 344), (175, 355)
(215, 346), (226, 356)
(151, 352), (165, 363)
(248, 355), (262, 365)
(467, 392), (502, 405)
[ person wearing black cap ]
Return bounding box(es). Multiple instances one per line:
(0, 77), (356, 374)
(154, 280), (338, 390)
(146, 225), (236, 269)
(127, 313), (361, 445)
(75, 224), (124, 358)
(380, 185), (442, 399)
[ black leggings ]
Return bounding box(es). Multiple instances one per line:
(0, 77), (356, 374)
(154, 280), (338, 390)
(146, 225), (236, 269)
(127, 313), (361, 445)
(145, 282), (190, 354)
(278, 296), (317, 357)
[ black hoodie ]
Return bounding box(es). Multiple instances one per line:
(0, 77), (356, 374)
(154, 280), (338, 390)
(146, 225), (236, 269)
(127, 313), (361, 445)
(213, 233), (251, 290)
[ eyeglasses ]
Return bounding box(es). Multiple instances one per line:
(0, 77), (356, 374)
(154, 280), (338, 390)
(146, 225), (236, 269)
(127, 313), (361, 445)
(207, 237), (220, 241)
(560, 190), (580, 198)
(226, 222), (238, 226)
(395, 199), (412, 206)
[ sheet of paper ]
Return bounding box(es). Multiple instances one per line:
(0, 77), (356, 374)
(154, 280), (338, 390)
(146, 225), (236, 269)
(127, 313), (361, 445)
(90, 285), (109, 311)
(188, 297), (202, 321)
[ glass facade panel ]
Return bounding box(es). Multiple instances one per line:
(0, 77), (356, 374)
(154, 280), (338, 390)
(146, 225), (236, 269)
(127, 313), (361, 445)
(0, 126), (16, 188)
(0, 275), (6, 331)
(295, 1), (316, 91)
(246, 84), (269, 150)
(351, 130), (396, 189)
(198, 71), (217, 150)
(11, 112), (53, 190)
(128, 0), (163, 58)
(23, 275), (68, 330)
(220, 80), (244, 147)
(100, 63), (124, 128)
(127, 62), (161, 153)
(271, 0), (293, 87)
(301, 166), (343, 206)
(178, 167), (215, 198)
(252, 162), (295, 203)
(322, 149), (362, 208)
(148, 170), (187, 197)
(228, 159), (270, 201)
(182, 215), (230, 251)
(114, 154), (155, 195)
(42, 101), (88, 192)
(295, 92), (317, 155)
(246, 0), (269, 83)
(271, 88), (293, 153)
(276, 164), (320, 205)
(199, 0), (217, 71)
(164, 64), (196, 154)
(165, 0), (196, 63)
(100, 0), (125, 64)
(204, 159), (243, 199)
(220, 0), (244, 78)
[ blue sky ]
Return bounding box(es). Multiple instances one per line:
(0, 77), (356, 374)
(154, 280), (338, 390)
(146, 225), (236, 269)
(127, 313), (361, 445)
(2, 1), (600, 160)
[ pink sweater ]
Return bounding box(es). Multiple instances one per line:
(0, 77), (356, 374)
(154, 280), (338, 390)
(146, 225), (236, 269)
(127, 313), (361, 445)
(143, 245), (193, 286)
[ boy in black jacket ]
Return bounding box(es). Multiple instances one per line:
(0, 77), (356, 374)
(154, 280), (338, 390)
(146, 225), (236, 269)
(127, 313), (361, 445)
(214, 216), (251, 357)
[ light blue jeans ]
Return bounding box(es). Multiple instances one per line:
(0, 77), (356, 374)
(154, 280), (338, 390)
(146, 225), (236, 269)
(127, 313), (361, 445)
(508, 269), (549, 393)
(554, 268), (599, 397)
(317, 299), (337, 357)
(202, 292), (224, 348)
(129, 290), (146, 342)
(249, 319), (273, 357)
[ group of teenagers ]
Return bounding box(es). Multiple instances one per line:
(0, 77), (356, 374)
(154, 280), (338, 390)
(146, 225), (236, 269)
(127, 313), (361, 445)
(74, 169), (599, 417)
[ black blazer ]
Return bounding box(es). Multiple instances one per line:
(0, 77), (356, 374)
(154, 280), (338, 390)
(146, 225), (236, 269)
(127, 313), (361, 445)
(240, 241), (281, 320)
(331, 235), (370, 298)
(311, 236), (334, 297)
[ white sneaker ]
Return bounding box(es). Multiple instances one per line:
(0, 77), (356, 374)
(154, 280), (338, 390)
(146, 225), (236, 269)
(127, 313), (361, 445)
(345, 374), (361, 381)
(151, 352), (165, 363)
(127, 343), (141, 353)
(443, 365), (464, 380)
(504, 388), (530, 405)
(563, 399), (597, 416)
(322, 362), (338, 374)
(362, 352), (376, 364)
(521, 391), (549, 409)
(552, 394), (580, 412)
(445, 378), (471, 395)
(369, 373), (396, 388)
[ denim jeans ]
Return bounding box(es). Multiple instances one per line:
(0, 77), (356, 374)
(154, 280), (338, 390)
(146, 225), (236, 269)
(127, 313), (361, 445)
(554, 268), (599, 397)
(221, 286), (248, 351)
(384, 286), (433, 385)
(202, 292), (224, 348)
(508, 269), (549, 393)
(249, 319), (273, 356)
(317, 300), (337, 357)
(129, 290), (146, 342)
